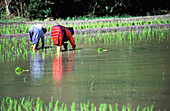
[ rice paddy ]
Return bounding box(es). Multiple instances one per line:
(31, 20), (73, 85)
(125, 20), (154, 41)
(0, 25), (169, 64)
(0, 15), (170, 111)
(0, 15), (169, 35)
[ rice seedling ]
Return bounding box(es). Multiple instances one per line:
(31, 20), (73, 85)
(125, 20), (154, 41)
(0, 22), (169, 64)
(1, 16), (169, 35)
(0, 96), (168, 111)
(15, 67), (29, 75)
(98, 48), (107, 53)
(71, 102), (75, 111)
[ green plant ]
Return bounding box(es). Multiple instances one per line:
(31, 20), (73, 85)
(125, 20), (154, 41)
(0, 96), (168, 111)
(15, 67), (29, 75)
(1, 16), (169, 35)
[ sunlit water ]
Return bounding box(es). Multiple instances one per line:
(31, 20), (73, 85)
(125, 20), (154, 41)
(0, 38), (170, 110)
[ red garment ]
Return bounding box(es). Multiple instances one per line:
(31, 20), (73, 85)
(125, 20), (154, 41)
(64, 28), (76, 49)
(51, 25), (76, 49)
(51, 26), (63, 46)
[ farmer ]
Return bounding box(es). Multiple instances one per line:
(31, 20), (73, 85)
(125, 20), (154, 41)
(51, 25), (76, 53)
(29, 24), (47, 52)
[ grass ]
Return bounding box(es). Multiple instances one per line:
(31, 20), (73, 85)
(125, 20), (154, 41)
(0, 96), (166, 111)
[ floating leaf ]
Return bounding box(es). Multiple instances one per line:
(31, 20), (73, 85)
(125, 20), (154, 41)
(15, 67), (29, 75)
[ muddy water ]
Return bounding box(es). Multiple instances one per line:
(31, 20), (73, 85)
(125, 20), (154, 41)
(0, 39), (170, 110)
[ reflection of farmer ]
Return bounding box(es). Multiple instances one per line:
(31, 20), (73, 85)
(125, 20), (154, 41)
(30, 53), (45, 82)
(52, 52), (75, 86)
(51, 25), (76, 53)
(52, 53), (63, 85)
(29, 24), (47, 52)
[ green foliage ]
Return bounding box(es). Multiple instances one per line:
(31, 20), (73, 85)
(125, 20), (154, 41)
(9, 0), (53, 20)
(1, 0), (168, 20)
(0, 5), (7, 19)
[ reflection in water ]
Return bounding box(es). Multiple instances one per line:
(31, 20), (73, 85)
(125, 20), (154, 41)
(30, 53), (45, 82)
(53, 53), (63, 85)
(52, 52), (75, 86)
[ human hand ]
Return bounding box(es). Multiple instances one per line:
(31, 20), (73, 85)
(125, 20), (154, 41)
(73, 45), (76, 50)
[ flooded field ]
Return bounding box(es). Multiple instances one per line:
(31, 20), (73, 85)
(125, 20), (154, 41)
(0, 33), (170, 110)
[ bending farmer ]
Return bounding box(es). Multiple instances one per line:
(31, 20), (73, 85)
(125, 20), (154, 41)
(51, 25), (76, 53)
(29, 24), (47, 52)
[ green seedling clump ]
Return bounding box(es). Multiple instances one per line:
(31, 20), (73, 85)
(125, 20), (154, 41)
(15, 67), (29, 75)
(98, 48), (107, 53)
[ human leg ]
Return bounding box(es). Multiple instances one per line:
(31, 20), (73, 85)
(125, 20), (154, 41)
(32, 44), (37, 52)
(62, 42), (68, 51)
(56, 45), (61, 53)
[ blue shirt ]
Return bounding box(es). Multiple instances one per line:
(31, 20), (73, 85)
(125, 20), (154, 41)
(29, 24), (45, 44)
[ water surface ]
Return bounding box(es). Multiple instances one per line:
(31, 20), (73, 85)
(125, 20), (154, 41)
(0, 39), (170, 110)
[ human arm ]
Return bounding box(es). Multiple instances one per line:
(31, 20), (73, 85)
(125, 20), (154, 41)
(69, 35), (76, 50)
(64, 28), (76, 50)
